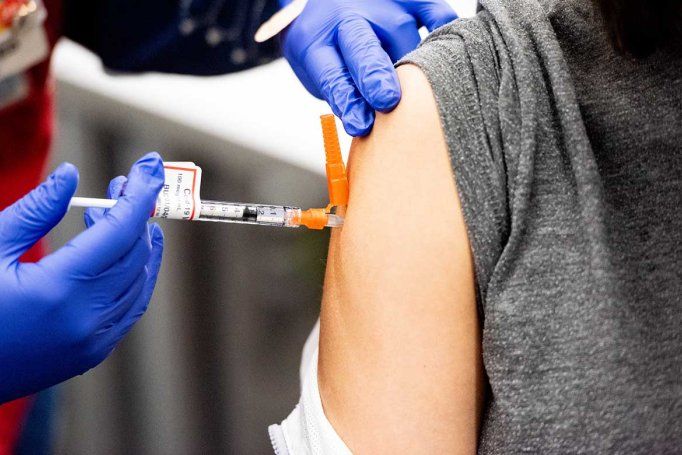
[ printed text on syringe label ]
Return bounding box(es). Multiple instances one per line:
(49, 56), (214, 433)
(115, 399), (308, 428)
(153, 162), (203, 220)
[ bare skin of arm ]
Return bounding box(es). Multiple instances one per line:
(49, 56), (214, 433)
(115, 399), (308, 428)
(318, 64), (484, 454)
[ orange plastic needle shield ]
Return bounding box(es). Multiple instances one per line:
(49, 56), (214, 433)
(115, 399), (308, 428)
(297, 114), (349, 230)
(320, 114), (349, 209)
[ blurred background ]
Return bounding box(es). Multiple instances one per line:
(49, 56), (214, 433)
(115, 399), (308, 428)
(43, 0), (476, 452)
(48, 48), (337, 454)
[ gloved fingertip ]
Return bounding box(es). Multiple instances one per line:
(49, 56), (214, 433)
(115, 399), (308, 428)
(53, 162), (79, 179)
(373, 86), (401, 113)
(342, 107), (375, 137)
(343, 120), (372, 137)
(107, 176), (127, 200)
(50, 162), (79, 197)
(129, 152), (165, 189)
(139, 151), (163, 163)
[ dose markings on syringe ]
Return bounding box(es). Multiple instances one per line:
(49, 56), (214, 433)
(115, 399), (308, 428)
(202, 203), (246, 219)
(256, 206), (286, 224)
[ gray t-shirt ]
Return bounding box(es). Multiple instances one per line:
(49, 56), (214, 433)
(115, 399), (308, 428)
(400, 0), (681, 452)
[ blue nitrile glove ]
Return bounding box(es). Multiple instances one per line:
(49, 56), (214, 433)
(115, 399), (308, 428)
(281, 0), (457, 136)
(0, 153), (165, 404)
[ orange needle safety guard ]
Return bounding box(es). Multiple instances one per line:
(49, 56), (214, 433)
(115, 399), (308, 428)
(294, 114), (349, 230)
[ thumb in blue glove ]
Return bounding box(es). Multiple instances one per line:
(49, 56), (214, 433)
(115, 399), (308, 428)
(280, 0), (457, 136)
(0, 153), (165, 404)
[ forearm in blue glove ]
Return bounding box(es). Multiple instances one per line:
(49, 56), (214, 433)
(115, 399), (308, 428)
(280, 0), (457, 136)
(0, 153), (165, 404)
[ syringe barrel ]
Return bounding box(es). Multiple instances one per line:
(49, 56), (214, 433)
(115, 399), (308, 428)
(197, 200), (301, 228)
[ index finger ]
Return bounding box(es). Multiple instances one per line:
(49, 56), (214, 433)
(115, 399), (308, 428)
(305, 45), (375, 136)
(337, 17), (401, 112)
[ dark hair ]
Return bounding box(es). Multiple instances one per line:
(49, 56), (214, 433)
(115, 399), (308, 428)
(593, 0), (681, 58)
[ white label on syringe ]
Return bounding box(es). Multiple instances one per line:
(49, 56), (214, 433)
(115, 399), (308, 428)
(154, 162), (202, 220)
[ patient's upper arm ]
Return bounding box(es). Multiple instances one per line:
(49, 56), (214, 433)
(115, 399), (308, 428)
(318, 64), (484, 454)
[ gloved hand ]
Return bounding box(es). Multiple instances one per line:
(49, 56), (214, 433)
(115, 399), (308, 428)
(281, 0), (457, 136)
(0, 153), (165, 404)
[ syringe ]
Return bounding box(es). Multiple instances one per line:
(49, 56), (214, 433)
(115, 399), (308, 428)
(69, 114), (349, 231)
(69, 197), (344, 229)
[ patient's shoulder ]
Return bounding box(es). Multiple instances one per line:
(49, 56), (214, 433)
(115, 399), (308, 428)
(345, 63), (446, 177)
(333, 63), (464, 283)
(318, 64), (482, 453)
